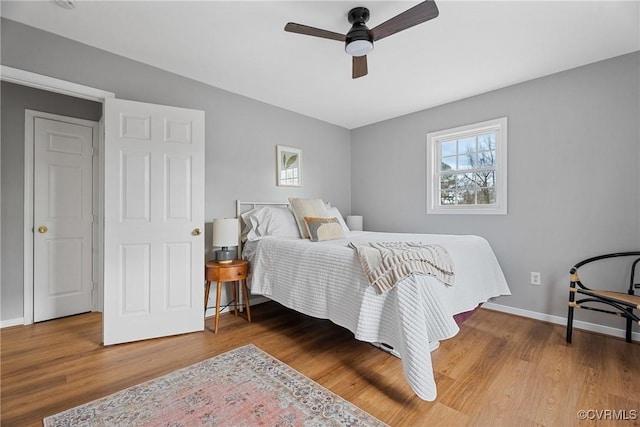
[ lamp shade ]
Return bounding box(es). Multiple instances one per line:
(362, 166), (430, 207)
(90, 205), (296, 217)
(346, 215), (363, 231)
(212, 218), (239, 248)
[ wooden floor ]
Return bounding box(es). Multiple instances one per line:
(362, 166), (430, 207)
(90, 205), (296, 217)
(2, 302), (639, 426)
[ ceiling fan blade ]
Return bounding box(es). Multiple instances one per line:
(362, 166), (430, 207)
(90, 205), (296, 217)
(370, 0), (439, 42)
(352, 55), (368, 79)
(284, 23), (346, 42)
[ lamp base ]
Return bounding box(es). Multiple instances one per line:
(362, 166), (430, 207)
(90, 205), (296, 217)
(215, 247), (236, 263)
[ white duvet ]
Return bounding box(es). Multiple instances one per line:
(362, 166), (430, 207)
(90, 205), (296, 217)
(245, 231), (511, 401)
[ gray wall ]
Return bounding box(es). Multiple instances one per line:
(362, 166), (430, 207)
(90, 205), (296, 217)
(0, 19), (351, 322)
(2, 17), (638, 332)
(351, 52), (640, 329)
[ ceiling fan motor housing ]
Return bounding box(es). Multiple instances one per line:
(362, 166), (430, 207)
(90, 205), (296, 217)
(345, 7), (373, 57)
(284, 1), (440, 78)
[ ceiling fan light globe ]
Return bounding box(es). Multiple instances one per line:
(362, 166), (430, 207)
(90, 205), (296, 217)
(345, 39), (373, 56)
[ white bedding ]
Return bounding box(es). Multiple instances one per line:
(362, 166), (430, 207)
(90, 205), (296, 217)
(245, 231), (511, 401)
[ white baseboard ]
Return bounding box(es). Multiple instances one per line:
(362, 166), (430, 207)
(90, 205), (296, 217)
(8, 298), (632, 342)
(1, 318), (25, 328)
(205, 295), (271, 319)
(2, 298), (273, 327)
(482, 302), (640, 342)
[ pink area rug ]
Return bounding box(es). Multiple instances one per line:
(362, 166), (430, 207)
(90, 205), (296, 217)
(43, 344), (387, 426)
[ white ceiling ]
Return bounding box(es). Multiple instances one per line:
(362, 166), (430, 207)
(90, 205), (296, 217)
(2, 1), (639, 129)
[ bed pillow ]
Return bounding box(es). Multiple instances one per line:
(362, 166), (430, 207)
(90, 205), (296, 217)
(240, 206), (300, 241)
(326, 206), (350, 233)
(288, 198), (329, 238)
(303, 217), (345, 242)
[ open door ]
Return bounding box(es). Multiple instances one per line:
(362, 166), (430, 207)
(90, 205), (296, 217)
(103, 98), (205, 345)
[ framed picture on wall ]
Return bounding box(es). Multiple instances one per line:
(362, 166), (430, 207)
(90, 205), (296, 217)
(276, 145), (302, 187)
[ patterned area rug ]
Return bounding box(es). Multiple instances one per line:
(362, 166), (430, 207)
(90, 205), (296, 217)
(43, 344), (387, 426)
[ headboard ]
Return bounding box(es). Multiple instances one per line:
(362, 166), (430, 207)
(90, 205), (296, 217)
(235, 200), (291, 258)
(235, 200), (290, 217)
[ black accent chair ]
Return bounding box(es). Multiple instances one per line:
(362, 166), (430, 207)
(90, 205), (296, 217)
(566, 252), (640, 343)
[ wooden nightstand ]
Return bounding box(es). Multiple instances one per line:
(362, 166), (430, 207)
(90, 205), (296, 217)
(205, 259), (251, 334)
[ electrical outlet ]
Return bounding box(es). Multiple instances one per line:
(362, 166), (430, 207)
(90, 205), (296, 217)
(531, 272), (541, 286)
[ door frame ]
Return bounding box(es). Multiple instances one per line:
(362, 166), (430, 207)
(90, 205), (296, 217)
(25, 111), (100, 323)
(0, 65), (116, 324)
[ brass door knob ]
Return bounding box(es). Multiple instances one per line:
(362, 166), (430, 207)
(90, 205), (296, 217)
(192, 228), (201, 236)
(38, 226), (48, 234)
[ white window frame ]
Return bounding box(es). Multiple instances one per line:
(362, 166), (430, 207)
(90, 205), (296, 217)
(426, 117), (508, 215)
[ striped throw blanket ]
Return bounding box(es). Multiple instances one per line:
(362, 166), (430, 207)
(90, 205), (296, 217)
(348, 242), (455, 294)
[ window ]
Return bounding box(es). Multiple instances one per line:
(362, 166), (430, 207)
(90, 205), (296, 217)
(426, 117), (507, 214)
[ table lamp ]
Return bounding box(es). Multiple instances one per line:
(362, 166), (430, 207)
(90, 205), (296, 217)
(212, 218), (239, 263)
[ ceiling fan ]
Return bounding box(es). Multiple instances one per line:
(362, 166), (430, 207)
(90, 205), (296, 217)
(284, 1), (439, 79)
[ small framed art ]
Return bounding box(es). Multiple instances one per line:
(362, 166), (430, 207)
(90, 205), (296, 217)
(276, 145), (302, 187)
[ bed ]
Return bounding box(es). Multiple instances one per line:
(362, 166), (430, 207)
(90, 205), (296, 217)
(237, 200), (511, 401)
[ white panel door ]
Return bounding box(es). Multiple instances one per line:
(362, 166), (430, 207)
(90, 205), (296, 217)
(33, 118), (95, 322)
(103, 98), (205, 345)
